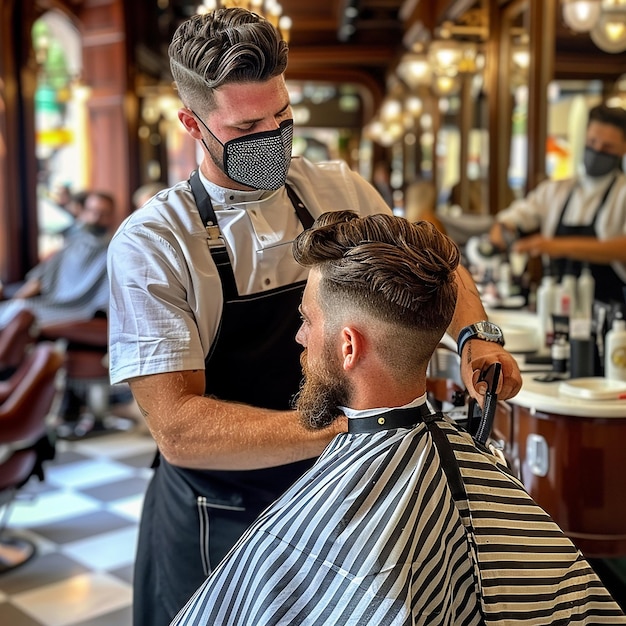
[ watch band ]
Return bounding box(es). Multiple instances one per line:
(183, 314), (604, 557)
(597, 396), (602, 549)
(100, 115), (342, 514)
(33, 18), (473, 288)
(457, 322), (505, 356)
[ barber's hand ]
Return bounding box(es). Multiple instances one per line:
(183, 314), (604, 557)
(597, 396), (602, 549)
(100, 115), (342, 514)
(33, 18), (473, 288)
(460, 340), (522, 405)
(513, 234), (554, 257)
(489, 223), (513, 252)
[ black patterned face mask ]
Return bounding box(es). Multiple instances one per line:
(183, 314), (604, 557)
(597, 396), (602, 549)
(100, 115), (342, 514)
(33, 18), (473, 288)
(194, 112), (293, 190)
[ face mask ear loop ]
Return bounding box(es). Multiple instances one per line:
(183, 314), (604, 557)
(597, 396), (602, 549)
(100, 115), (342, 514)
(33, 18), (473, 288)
(190, 109), (224, 147)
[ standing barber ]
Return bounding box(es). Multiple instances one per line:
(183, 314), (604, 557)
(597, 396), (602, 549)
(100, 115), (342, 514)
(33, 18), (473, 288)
(107, 8), (521, 626)
(490, 103), (626, 303)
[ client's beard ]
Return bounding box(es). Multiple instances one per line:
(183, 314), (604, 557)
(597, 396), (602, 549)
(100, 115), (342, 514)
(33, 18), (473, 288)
(292, 349), (351, 430)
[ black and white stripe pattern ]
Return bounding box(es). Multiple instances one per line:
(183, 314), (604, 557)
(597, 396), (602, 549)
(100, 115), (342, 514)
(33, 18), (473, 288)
(171, 416), (625, 625)
(442, 420), (624, 624)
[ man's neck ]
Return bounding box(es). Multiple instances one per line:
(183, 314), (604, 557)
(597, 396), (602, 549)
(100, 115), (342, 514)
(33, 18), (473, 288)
(341, 392), (429, 418)
(578, 169), (618, 190)
(197, 168), (267, 204)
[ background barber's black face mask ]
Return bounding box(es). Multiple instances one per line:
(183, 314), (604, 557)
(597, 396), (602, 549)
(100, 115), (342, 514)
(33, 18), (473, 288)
(583, 146), (621, 178)
(195, 112), (294, 190)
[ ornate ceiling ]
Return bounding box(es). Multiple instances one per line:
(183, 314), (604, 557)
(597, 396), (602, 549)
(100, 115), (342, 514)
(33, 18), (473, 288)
(130, 1), (625, 117)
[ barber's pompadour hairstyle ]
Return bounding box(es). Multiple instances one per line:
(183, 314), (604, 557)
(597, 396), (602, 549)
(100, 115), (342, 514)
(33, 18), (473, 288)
(293, 211), (460, 335)
(168, 8), (288, 114)
(588, 103), (626, 139)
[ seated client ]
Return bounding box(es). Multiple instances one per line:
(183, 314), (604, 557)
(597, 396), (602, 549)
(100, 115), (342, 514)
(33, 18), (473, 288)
(171, 211), (625, 625)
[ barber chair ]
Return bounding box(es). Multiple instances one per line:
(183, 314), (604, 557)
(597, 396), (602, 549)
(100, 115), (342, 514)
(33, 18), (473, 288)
(0, 309), (37, 381)
(39, 316), (135, 439)
(0, 342), (64, 573)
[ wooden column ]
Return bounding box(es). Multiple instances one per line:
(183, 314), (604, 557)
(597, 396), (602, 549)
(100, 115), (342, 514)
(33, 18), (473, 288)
(0, 0), (39, 282)
(486, 0), (511, 215)
(526, 0), (556, 192)
(457, 72), (474, 213)
(487, 0), (557, 210)
(80, 0), (137, 222)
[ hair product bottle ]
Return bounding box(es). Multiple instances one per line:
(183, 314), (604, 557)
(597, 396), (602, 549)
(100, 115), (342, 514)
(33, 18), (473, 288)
(536, 273), (557, 352)
(605, 314), (626, 382)
(557, 272), (577, 317)
(577, 263), (595, 319)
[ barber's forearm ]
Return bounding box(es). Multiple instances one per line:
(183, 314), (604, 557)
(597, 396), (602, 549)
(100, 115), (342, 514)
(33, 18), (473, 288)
(12, 279), (41, 299)
(448, 266), (487, 340)
(160, 397), (343, 471)
(515, 235), (626, 264)
(563, 237), (626, 263)
(130, 372), (343, 471)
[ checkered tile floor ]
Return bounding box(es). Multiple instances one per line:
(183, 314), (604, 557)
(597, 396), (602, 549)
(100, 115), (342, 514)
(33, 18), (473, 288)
(0, 425), (156, 626)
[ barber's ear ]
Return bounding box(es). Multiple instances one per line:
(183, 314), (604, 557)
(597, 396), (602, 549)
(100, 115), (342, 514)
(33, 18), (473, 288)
(178, 108), (202, 139)
(341, 326), (363, 370)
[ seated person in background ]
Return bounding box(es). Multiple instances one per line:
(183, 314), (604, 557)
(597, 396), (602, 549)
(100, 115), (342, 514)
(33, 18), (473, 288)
(59, 190), (90, 240)
(0, 191), (114, 328)
(403, 179), (446, 233)
(171, 211), (625, 626)
(449, 178), (516, 216)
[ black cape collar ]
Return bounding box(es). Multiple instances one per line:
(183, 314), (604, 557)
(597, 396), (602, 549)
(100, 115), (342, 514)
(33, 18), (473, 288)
(347, 403), (437, 434)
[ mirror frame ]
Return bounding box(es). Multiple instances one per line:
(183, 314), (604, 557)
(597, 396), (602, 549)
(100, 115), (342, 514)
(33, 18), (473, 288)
(487, 0), (556, 214)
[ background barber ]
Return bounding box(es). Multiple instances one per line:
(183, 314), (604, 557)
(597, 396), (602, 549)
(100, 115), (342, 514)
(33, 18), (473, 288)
(489, 103), (626, 303)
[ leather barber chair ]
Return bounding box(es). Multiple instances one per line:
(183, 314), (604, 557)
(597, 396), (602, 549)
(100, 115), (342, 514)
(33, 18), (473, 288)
(0, 309), (37, 381)
(0, 342), (64, 573)
(39, 316), (135, 439)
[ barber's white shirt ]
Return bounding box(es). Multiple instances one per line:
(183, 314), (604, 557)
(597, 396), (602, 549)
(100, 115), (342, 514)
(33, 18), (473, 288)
(496, 171), (626, 281)
(107, 157), (390, 385)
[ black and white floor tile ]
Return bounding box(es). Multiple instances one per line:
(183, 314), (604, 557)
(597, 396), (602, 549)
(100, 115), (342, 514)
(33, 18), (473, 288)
(0, 423), (156, 626)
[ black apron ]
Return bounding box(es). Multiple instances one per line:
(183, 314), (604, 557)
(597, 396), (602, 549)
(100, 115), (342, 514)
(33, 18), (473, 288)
(134, 173), (316, 626)
(553, 177), (624, 304)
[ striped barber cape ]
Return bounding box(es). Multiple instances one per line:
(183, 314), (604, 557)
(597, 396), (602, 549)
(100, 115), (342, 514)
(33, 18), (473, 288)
(170, 413), (626, 626)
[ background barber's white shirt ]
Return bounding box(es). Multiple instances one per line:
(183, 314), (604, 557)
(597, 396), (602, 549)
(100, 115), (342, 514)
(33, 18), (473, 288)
(496, 170), (626, 282)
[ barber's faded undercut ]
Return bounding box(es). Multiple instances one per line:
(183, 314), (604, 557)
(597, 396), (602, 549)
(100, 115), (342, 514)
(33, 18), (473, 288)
(168, 8), (288, 115)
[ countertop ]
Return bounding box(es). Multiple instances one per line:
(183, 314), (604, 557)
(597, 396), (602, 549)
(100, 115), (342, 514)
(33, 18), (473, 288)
(488, 308), (626, 418)
(511, 371), (626, 418)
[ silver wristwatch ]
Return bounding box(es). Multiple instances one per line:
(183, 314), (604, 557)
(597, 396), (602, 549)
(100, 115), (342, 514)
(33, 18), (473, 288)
(457, 321), (505, 356)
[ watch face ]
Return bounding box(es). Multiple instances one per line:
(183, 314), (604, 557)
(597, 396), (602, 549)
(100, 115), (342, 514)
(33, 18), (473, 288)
(479, 321), (502, 338)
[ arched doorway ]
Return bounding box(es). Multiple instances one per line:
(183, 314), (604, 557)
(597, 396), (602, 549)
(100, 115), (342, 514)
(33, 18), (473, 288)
(32, 9), (86, 258)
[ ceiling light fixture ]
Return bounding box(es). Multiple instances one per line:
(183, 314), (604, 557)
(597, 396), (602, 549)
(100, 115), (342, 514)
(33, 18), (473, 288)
(561, 0), (626, 53)
(396, 53), (432, 88)
(591, 1), (626, 52)
(562, 0), (602, 31)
